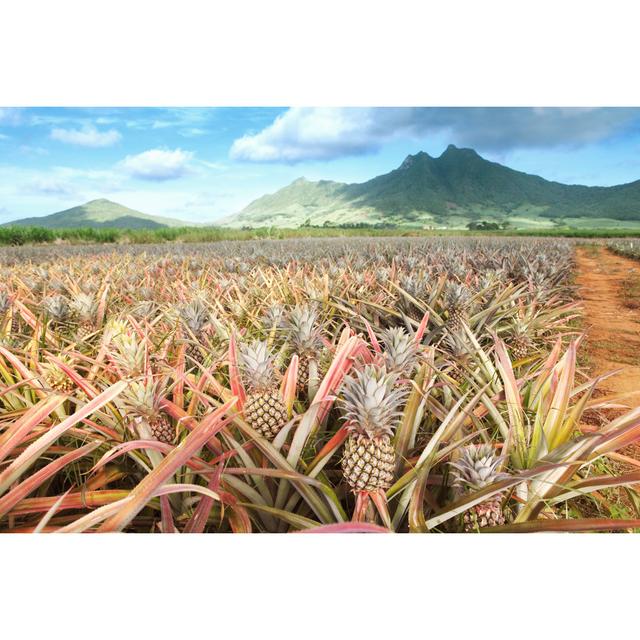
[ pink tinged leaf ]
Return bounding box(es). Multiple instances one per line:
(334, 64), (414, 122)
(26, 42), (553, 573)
(0, 394), (67, 465)
(34, 488), (73, 534)
(97, 398), (236, 532)
(159, 495), (177, 534)
(228, 333), (246, 409)
(44, 353), (100, 399)
(353, 491), (371, 522)
(183, 471), (221, 534)
(483, 518), (640, 533)
(0, 442), (100, 518)
(281, 354), (299, 416)
(370, 490), (392, 529)
(0, 381), (127, 495)
(363, 319), (382, 353)
(414, 311), (430, 344)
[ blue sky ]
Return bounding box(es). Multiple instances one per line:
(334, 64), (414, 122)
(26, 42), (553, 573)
(1, 107), (640, 223)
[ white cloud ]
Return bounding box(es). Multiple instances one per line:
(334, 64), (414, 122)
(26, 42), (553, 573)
(23, 178), (76, 196)
(119, 148), (194, 181)
(50, 125), (122, 147)
(230, 107), (640, 163)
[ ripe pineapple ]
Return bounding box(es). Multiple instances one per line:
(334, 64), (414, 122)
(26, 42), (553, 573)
(340, 365), (407, 493)
(443, 282), (472, 332)
(180, 299), (210, 364)
(41, 355), (75, 393)
(449, 444), (507, 531)
(507, 317), (535, 361)
(285, 304), (324, 390)
(381, 327), (418, 376)
(121, 380), (175, 444)
(239, 339), (287, 441)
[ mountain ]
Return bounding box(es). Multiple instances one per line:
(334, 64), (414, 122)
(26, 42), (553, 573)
(5, 199), (188, 229)
(226, 145), (640, 229)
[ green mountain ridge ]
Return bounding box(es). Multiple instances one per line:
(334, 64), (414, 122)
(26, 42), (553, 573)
(225, 145), (640, 229)
(5, 199), (188, 229)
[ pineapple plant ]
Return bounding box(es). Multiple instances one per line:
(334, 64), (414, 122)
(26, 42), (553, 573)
(381, 326), (419, 376)
(443, 281), (472, 332)
(340, 365), (407, 493)
(285, 304), (324, 391)
(449, 444), (507, 531)
(42, 295), (76, 338)
(70, 292), (98, 341)
(239, 339), (288, 441)
(180, 299), (210, 364)
(506, 317), (535, 361)
(121, 380), (175, 444)
(442, 332), (474, 385)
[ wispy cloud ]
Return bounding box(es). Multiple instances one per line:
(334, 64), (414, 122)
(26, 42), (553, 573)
(51, 125), (122, 147)
(23, 178), (76, 197)
(230, 107), (640, 163)
(119, 148), (194, 181)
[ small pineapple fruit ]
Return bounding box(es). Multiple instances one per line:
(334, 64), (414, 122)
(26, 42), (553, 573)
(507, 318), (535, 361)
(122, 380), (175, 444)
(180, 299), (210, 364)
(449, 444), (507, 532)
(239, 339), (288, 441)
(41, 355), (75, 393)
(286, 304), (324, 390)
(381, 327), (418, 376)
(443, 282), (472, 332)
(340, 365), (407, 493)
(70, 292), (98, 341)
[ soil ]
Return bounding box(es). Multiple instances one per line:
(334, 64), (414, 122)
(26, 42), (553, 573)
(575, 246), (640, 413)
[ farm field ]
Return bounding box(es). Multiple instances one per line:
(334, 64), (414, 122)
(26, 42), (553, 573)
(1, 236), (640, 533)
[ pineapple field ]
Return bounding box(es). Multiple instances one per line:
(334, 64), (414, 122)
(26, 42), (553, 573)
(1, 236), (640, 533)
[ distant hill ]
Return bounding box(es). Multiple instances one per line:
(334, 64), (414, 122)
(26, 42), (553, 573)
(5, 199), (188, 229)
(225, 145), (640, 229)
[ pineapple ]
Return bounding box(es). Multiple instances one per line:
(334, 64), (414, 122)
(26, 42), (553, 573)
(70, 292), (98, 341)
(180, 299), (210, 364)
(507, 317), (535, 361)
(42, 295), (76, 337)
(449, 444), (507, 531)
(239, 339), (287, 441)
(381, 327), (418, 376)
(340, 365), (407, 493)
(442, 332), (473, 385)
(443, 282), (472, 332)
(285, 304), (324, 390)
(121, 380), (175, 444)
(41, 355), (75, 393)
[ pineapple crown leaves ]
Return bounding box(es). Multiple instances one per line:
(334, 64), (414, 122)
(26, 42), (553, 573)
(449, 444), (508, 492)
(285, 304), (324, 353)
(180, 298), (211, 333)
(443, 281), (472, 309)
(380, 327), (419, 374)
(70, 292), (97, 319)
(120, 378), (169, 420)
(340, 364), (408, 439)
(41, 295), (73, 322)
(238, 339), (280, 391)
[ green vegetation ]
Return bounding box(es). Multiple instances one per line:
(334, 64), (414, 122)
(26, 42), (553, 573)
(226, 145), (640, 228)
(5, 198), (188, 230)
(1, 223), (640, 246)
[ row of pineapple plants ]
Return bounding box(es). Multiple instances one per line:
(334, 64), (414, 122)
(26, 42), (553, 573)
(1, 236), (639, 532)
